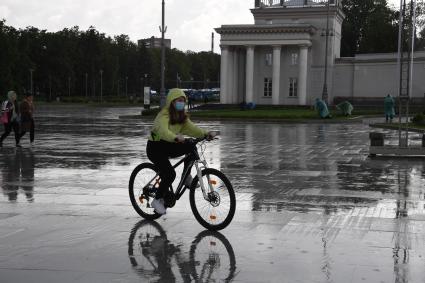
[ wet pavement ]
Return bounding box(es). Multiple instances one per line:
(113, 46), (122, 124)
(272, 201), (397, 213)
(0, 105), (425, 283)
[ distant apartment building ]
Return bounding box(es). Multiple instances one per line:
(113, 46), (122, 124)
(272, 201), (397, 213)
(138, 36), (171, 49)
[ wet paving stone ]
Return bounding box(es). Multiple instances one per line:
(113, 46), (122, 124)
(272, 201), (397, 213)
(0, 105), (425, 282)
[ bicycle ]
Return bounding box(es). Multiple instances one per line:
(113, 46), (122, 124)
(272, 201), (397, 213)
(129, 136), (236, 231)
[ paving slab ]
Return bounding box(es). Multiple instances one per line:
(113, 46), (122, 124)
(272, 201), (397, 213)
(0, 105), (424, 282)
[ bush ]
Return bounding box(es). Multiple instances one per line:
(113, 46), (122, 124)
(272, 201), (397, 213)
(141, 108), (160, 116)
(412, 113), (425, 124)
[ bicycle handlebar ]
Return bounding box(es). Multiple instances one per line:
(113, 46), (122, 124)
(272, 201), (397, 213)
(185, 135), (218, 145)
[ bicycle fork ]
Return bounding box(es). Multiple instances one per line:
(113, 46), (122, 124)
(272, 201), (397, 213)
(194, 160), (213, 201)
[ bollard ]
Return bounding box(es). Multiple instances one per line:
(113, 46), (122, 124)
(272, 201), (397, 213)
(369, 132), (384, 146)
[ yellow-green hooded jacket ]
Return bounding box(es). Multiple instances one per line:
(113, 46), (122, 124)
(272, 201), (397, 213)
(149, 88), (207, 142)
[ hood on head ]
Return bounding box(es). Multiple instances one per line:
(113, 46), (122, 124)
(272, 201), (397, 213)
(165, 88), (187, 110)
(7, 91), (16, 100)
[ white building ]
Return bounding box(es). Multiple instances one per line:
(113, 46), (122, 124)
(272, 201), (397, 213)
(215, 0), (425, 106)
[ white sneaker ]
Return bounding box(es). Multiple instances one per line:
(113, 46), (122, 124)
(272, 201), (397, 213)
(151, 198), (166, 215)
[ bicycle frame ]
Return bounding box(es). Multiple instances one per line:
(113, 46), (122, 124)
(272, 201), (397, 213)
(145, 141), (211, 202)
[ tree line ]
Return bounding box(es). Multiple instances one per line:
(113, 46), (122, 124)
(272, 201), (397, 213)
(0, 0), (424, 100)
(0, 20), (220, 100)
(341, 0), (425, 56)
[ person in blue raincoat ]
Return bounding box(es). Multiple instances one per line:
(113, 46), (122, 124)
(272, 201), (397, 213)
(336, 100), (353, 116)
(314, 98), (331, 118)
(384, 94), (395, 123)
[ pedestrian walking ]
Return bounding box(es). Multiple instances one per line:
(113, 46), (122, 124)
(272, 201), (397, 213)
(0, 91), (22, 147)
(384, 94), (395, 123)
(187, 92), (194, 110)
(19, 92), (35, 146)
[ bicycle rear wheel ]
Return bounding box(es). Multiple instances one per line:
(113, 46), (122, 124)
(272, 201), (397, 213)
(129, 163), (162, 220)
(189, 168), (236, 231)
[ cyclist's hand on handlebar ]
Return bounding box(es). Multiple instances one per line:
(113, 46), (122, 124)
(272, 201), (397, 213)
(206, 131), (218, 141)
(175, 134), (185, 143)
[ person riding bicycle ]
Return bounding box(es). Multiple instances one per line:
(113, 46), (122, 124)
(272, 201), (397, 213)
(147, 88), (215, 215)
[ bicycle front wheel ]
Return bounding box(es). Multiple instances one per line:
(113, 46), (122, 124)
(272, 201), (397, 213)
(189, 168), (236, 231)
(129, 163), (162, 220)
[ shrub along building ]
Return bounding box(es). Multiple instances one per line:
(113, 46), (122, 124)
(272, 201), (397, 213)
(215, 0), (425, 107)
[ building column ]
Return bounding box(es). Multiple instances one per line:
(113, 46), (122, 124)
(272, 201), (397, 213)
(245, 45), (255, 103)
(298, 45), (308, 105)
(272, 45), (281, 105)
(220, 45), (229, 104)
(232, 48), (239, 104)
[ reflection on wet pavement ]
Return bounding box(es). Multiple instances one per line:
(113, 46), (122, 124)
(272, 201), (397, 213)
(1, 149), (34, 202)
(0, 105), (424, 282)
(128, 220), (236, 282)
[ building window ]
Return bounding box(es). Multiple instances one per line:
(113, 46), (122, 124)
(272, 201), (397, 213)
(264, 77), (272, 97)
(265, 53), (272, 66)
(291, 53), (298, 65)
(289, 78), (298, 97)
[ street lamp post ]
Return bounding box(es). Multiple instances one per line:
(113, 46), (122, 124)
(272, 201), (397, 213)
(100, 69), (103, 102)
(321, 0), (331, 105)
(141, 77), (143, 100)
(85, 73), (88, 98)
(29, 69), (34, 95)
(68, 76), (71, 97)
(125, 76), (128, 97)
(159, 0), (167, 108)
(49, 75), (52, 102)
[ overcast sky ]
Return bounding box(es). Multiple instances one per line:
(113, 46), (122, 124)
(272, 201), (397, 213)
(0, 0), (401, 53)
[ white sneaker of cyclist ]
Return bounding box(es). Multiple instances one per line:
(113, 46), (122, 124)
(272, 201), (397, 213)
(185, 175), (200, 188)
(151, 198), (167, 215)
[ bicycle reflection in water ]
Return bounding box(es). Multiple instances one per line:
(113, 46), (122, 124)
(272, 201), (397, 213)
(128, 220), (237, 282)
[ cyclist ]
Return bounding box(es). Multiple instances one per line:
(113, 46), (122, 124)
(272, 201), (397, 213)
(147, 88), (215, 215)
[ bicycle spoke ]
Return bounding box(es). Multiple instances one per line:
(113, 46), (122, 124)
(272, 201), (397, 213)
(190, 231), (236, 281)
(193, 173), (233, 226)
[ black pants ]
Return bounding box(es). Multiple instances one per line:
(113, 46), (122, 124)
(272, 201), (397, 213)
(0, 122), (20, 145)
(146, 140), (194, 199)
(19, 118), (35, 143)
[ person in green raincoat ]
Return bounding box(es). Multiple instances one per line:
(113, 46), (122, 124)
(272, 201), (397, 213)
(147, 88), (216, 214)
(314, 98), (332, 118)
(336, 100), (353, 116)
(384, 94), (395, 123)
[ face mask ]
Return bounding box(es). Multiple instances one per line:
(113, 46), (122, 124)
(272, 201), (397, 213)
(175, 101), (185, 111)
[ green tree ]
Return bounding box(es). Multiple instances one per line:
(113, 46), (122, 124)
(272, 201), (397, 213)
(0, 20), (221, 101)
(341, 0), (398, 56)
